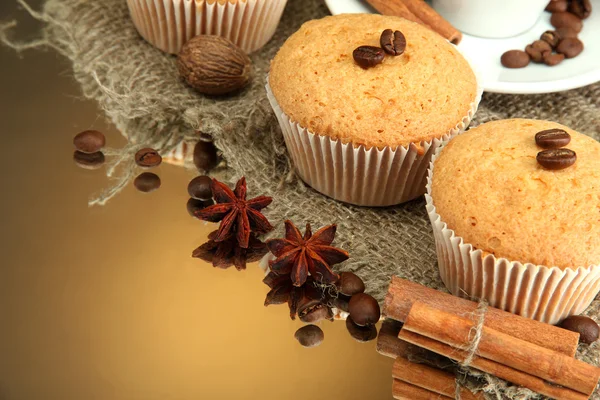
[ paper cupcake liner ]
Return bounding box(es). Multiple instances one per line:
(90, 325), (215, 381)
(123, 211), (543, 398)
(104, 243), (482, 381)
(266, 78), (482, 207)
(425, 147), (600, 325)
(127, 0), (288, 54)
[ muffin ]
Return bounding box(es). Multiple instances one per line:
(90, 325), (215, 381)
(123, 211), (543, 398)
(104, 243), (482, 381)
(267, 13), (481, 206)
(427, 119), (600, 324)
(127, 0), (288, 54)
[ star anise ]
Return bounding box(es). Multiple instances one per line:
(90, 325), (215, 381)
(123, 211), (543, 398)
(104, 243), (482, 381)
(266, 220), (349, 287)
(263, 271), (333, 322)
(193, 231), (268, 270)
(195, 177), (273, 249)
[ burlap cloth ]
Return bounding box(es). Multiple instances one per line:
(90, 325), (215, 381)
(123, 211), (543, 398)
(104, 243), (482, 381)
(2, 0), (600, 397)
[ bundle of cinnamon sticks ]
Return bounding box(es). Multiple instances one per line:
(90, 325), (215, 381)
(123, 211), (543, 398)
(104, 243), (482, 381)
(379, 277), (600, 400)
(366, 0), (462, 44)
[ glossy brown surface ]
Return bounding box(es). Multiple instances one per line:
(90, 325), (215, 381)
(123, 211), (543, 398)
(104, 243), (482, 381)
(0, 2), (393, 400)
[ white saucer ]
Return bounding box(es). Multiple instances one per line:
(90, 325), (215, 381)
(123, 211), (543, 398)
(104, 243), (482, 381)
(324, 0), (600, 94)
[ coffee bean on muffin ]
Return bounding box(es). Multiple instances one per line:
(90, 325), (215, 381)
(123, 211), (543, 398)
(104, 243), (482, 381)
(348, 293), (380, 326)
(187, 175), (213, 200)
(353, 46), (385, 69)
(294, 325), (324, 348)
(550, 11), (583, 32)
(380, 29), (406, 56)
(546, 0), (568, 13)
(535, 129), (571, 149)
(540, 30), (561, 48)
(135, 148), (162, 168)
(543, 52), (565, 66)
(537, 148), (577, 170)
(134, 172), (161, 192)
(556, 38), (584, 58)
(73, 130), (105, 153)
(501, 50), (530, 68)
(559, 315), (599, 344)
(73, 150), (105, 170)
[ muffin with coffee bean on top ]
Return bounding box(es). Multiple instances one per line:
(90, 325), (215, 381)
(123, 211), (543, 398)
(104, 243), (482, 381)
(427, 119), (600, 324)
(267, 13), (481, 206)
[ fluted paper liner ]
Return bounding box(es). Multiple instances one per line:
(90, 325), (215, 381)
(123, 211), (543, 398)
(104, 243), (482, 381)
(127, 0), (288, 54)
(266, 78), (482, 207)
(426, 147), (600, 325)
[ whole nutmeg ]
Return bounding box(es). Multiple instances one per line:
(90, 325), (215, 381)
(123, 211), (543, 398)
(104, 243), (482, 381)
(177, 35), (251, 95)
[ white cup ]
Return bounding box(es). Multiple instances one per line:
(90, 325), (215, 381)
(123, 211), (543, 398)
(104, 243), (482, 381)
(431, 0), (550, 38)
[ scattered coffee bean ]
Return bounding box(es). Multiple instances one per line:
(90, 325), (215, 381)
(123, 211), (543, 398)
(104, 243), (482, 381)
(559, 315), (599, 344)
(193, 140), (219, 171)
(543, 52), (565, 66)
(535, 129), (571, 149)
(187, 175), (213, 200)
(537, 148), (576, 170)
(568, 0), (592, 19)
(186, 197), (214, 217)
(134, 172), (161, 192)
(73, 150), (105, 170)
(337, 272), (365, 297)
(526, 43), (551, 63)
(556, 27), (579, 39)
(135, 148), (162, 168)
(73, 130), (106, 153)
(346, 316), (378, 343)
(540, 31), (561, 48)
(551, 12), (583, 32)
(332, 294), (351, 313)
(294, 325), (324, 348)
(380, 29), (406, 56)
(556, 37), (584, 58)
(353, 46), (385, 69)
(299, 303), (333, 324)
(348, 293), (380, 327)
(501, 50), (530, 68)
(546, 0), (568, 13)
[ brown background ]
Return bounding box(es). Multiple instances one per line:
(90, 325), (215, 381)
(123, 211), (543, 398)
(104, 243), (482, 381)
(0, 2), (393, 399)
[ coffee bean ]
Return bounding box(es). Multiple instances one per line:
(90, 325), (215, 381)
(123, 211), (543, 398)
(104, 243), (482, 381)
(186, 197), (214, 217)
(551, 12), (583, 32)
(537, 148), (576, 170)
(294, 325), (324, 348)
(193, 140), (219, 171)
(543, 52), (565, 66)
(199, 132), (213, 142)
(535, 129), (571, 149)
(526, 44), (550, 63)
(540, 31), (561, 48)
(135, 148), (162, 168)
(545, 0), (568, 13)
(348, 293), (380, 327)
(353, 46), (385, 69)
(73, 130), (105, 153)
(187, 175), (213, 200)
(299, 303), (333, 324)
(332, 294), (351, 313)
(134, 172), (161, 192)
(73, 150), (105, 170)
(556, 27), (579, 39)
(501, 50), (530, 68)
(337, 272), (365, 296)
(559, 315), (599, 344)
(556, 37), (584, 58)
(568, 0), (592, 19)
(380, 29), (406, 56)
(346, 316), (378, 343)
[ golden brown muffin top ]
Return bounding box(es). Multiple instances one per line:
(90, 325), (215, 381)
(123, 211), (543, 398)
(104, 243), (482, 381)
(269, 14), (478, 149)
(431, 119), (600, 269)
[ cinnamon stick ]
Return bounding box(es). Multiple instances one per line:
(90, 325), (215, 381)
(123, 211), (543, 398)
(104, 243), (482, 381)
(399, 330), (589, 400)
(393, 357), (483, 400)
(400, 0), (462, 44)
(392, 379), (452, 400)
(383, 277), (579, 357)
(403, 302), (600, 397)
(365, 0), (424, 24)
